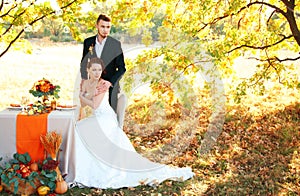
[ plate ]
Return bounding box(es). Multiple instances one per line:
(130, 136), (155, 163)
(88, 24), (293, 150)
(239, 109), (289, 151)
(7, 106), (22, 110)
(56, 106), (76, 110)
(10, 103), (21, 107)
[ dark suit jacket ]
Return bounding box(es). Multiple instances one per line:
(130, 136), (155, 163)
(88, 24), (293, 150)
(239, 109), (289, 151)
(80, 35), (126, 112)
(80, 35), (126, 87)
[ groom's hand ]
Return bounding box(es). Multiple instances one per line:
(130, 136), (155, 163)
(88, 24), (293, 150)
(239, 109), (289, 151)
(95, 80), (112, 96)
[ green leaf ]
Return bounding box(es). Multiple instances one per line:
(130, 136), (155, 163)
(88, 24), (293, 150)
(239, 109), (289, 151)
(1, 173), (9, 184)
(7, 172), (14, 179)
(5, 162), (11, 169)
(44, 173), (55, 178)
(13, 153), (18, 160)
(13, 164), (20, 170)
(41, 170), (46, 175)
(29, 180), (37, 188)
(13, 179), (19, 194)
(24, 152), (31, 163)
(39, 178), (46, 185)
(18, 155), (26, 163)
(48, 181), (56, 190)
(9, 177), (18, 184)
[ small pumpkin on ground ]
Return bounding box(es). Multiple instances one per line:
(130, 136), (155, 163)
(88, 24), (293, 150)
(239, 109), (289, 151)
(37, 185), (50, 196)
(54, 174), (68, 194)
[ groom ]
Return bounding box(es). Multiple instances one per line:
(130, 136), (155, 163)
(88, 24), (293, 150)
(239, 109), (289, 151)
(80, 14), (126, 113)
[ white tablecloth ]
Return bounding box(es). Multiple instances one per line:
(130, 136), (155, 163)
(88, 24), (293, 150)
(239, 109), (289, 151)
(0, 109), (77, 182)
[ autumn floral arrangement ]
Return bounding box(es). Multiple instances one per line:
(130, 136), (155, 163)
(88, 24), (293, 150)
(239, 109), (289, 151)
(27, 78), (60, 115)
(0, 131), (68, 195)
(40, 131), (68, 194)
(0, 152), (58, 195)
(29, 78), (60, 99)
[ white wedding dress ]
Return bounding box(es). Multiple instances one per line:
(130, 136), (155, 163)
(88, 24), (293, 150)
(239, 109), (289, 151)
(69, 92), (194, 189)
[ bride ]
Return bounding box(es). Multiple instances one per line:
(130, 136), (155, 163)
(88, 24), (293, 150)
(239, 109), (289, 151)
(70, 57), (194, 189)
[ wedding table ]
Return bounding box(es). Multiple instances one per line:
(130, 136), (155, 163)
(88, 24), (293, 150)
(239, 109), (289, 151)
(0, 108), (77, 182)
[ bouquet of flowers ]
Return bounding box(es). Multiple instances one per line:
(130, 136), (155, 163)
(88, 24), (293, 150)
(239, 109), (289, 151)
(29, 78), (60, 99)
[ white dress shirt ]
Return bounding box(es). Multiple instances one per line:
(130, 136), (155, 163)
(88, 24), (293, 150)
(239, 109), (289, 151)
(95, 37), (107, 58)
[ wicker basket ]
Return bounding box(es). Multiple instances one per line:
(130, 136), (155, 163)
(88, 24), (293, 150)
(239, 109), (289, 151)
(1, 177), (41, 195)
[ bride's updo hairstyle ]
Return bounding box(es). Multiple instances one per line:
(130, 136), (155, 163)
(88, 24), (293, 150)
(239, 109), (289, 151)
(87, 57), (105, 70)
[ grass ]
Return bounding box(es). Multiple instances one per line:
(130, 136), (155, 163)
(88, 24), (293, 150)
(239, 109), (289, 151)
(0, 40), (300, 195)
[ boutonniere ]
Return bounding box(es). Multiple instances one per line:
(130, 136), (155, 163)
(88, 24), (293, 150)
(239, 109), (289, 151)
(89, 44), (94, 55)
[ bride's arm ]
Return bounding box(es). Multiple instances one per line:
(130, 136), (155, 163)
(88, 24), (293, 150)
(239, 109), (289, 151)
(91, 81), (106, 109)
(79, 93), (105, 109)
(79, 81), (105, 109)
(92, 93), (105, 109)
(79, 80), (88, 107)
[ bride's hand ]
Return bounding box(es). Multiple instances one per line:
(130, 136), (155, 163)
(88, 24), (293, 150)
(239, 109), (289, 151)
(95, 80), (111, 96)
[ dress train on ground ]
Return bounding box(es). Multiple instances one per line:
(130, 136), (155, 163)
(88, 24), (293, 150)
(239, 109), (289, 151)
(69, 93), (194, 189)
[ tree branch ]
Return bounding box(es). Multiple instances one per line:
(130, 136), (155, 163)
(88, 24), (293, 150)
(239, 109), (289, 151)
(0, 3), (18, 18)
(275, 55), (300, 62)
(267, 10), (276, 24)
(281, 0), (300, 46)
(247, 1), (286, 16)
(0, 29), (24, 58)
(0, 0), (79, 58)
(248, 54), (300, 63)
(227, 34), (293, 53)
(1, 1), (36, 37)
(0, 0), (3, 12)
(1, 9), (26, 37)
(197, 1), (286, 33)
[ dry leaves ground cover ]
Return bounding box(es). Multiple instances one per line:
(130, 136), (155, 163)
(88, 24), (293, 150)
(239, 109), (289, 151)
(0, 40), (299, 195)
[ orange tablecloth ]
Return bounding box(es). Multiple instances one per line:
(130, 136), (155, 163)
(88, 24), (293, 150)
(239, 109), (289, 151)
(16, 113), (49, 162)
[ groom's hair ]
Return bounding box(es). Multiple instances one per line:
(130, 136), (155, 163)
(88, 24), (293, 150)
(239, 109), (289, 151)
(87, 57), (104, 69)
(97, 14), (111, 23)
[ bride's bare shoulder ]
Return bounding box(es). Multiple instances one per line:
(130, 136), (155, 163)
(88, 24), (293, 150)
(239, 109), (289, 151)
(81, 79), (87, 87)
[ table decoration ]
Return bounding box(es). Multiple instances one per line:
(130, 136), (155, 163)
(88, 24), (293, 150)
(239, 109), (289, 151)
(29, 78), (60, 99)
(20, 96), (30, 113)
(26, 78), (60, 115)
(16, 113), (48, 161)
(0, 109), (76, 185)
(0, 152), (57, 195)
(40, 131), (62, 161)
(29, 78), (60, 107)
(50, 99), (57, 110)
(40, 131), (68, 194)
(27, 102), (49, 115)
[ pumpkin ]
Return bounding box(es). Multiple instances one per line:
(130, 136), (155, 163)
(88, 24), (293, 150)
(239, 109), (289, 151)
(29, 162), (39, 172)
(54, 179), (68, 194)
(37, 185), (50, 196)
